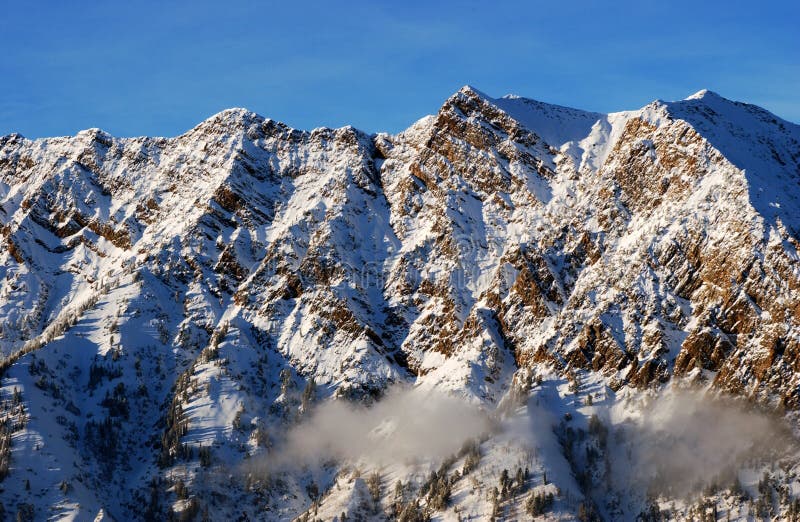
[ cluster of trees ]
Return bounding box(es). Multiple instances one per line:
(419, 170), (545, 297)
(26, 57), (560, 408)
(396, 500), (428, 522)
(367, 471), (381, 505)
(460, 439), (481, 476)
(525, 490), (554, 516)
(84, 415), (121, 478)
(385, 480), (431, 521)
(754, 471), (777, 519)
(587, 414), (608, 449)
(139, 475), (208, 522)
(577, 501), (602, 522)
(489, 466), (534, 520)
(367, 441), (483, 520)
(498, 467), (530, 500)
(554, 414), (606, 521)
(383, 453), (470, 521)
(158, 370), (190, 467)
(418, 456), (460, 513)
(0, 425), (11, 481)
(156, 317), (171, 345)
(101, 382), (130, 419)
(634, 468), (800, 521)
(786, 498), (800, 521)
(271, 368), (319, 420)
(0, 278), (119, 382)
(557, 410), (613, 503)
(88, 358), (123, 389)
(201, 321), (229, 363)
(198, 445), (212, 467)
(142, 476), (165, 521)
(20, 288), (102, 354)
(0, 387), (26, 481)
(13, 502), (34, 522)
(28, 355), (66, 401)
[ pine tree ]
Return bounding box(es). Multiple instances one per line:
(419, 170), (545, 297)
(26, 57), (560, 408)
(367, 471), (381, 503)
(301, 377), (317, 412)
(526, 491), (554, 516)
(279, 368), (294, 395)
(515, 467), (525, 494)
(499, 468), (510, 498)
(15, 503), (34, 522)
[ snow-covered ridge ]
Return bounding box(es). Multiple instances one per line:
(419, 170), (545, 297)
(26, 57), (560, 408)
(0, 86), (799, 521)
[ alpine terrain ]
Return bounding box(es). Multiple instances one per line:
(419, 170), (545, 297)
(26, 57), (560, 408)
(1, 86), (799, 521)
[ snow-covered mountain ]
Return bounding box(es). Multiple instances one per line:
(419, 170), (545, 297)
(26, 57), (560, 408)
(1, 86), (799, 521)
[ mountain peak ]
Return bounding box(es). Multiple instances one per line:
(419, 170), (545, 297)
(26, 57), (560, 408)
(186, 107), (265, 137)
(203, 107), (263, 126)
(684, 89), (725, 101)
(74, 127), (114, 146)
(456, 84), (492, 100)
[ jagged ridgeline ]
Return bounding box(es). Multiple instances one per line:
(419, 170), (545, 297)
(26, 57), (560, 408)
(0, 86), (799, 520)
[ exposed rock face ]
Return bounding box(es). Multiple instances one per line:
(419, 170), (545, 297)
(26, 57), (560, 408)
(0, 87), (798, 520)
(376, 86), (800, 406)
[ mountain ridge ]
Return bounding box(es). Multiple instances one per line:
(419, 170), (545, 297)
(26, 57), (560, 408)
(1, 86), (799, 521)
(11, 86), (790, 143)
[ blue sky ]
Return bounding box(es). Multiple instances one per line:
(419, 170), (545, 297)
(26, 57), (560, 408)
(1, 1), (797, 137)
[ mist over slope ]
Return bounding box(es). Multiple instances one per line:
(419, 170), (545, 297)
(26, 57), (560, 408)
(0, 86), (799, 520)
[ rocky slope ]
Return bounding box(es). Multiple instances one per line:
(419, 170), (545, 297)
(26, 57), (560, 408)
(0, 86), (798, 521)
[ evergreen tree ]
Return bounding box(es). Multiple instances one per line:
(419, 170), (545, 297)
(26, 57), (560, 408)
(366, 471), (381, 503)
(301, 377), (317, 412)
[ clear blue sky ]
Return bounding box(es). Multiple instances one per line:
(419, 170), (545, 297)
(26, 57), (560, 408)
(1, 1), (797, 138)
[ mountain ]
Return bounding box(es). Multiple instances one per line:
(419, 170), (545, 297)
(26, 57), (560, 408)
(0, 86), (799, 521)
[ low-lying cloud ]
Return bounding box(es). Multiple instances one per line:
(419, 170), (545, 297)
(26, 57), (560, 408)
(248, 379), (794, 505)
(257, 385), (491, 473)
(612, 389), (793, 497)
